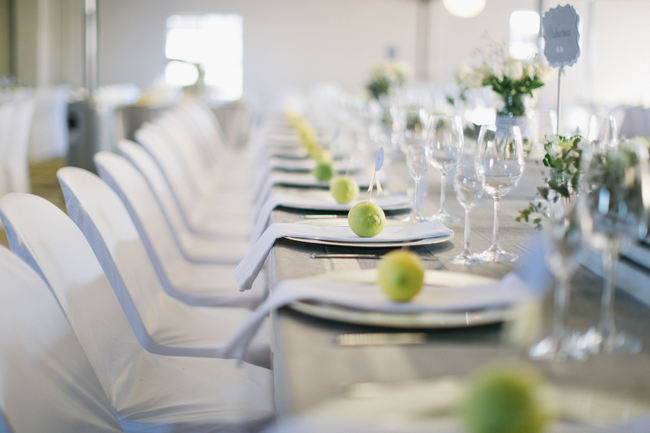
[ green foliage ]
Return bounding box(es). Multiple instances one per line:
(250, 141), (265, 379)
(516, 135), (583, 228)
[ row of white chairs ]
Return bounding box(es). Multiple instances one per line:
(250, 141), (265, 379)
(0, 86), (70, 196)
(0, 98), (275, 432)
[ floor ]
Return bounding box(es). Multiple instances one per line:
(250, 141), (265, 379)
(0, 158), (66, 248)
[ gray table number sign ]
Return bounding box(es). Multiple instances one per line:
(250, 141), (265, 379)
(542, 4), (581, 134)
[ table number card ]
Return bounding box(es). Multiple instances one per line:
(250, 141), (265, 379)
(542, 4), (581, 134)
(542, 4), (580, 68)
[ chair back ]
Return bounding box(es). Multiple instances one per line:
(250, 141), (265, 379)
(0, 244), (123, 432)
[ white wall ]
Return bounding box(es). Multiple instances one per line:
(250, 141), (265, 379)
(97, 0), (418, 106)
(0, 0), (10, 76)
(12, 0), (650, 108)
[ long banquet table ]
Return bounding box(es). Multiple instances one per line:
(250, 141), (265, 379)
(260, 158), (650, 420)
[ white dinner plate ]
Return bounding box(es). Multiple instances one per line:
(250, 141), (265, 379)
(289, 270), (513, 329)
(287, 377), (650, 432)
(286, 216), (454, 248)
(271, 191), (411, 212)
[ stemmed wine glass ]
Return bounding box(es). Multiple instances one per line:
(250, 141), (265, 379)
(404, 136), (429, 223)
(426, 114), (462, 223)
(477, 124), (525, 263)
(450, 137), (484, 265)
(587, 114), (618, 149)
(528, 198), (587, 361)
(577, 140), (650, 354)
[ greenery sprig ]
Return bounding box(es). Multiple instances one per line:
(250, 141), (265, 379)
(516, 135), (583, 227)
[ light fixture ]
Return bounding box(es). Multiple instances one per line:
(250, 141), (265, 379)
(442, 0), (486, 18)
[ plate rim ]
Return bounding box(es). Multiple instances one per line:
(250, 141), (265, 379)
(287, 269), (513, 329)
(285, 232), (453, 248)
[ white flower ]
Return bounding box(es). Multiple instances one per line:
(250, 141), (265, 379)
(504, 59), (524, 81)
(455, 64), (473, 82)
(465, 71), (484, 88)
(524, 63), (536, 80)
(535, 60), (554, 82)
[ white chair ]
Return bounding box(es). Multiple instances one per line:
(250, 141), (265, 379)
(0, 191), (269, 366)
(2, 91), (36, 193)
(29, 85), (69, 162)
(0, 101), (12, 195)
(58, 166), (266, 309)
(0, 244), (124, 433)
(95, 150), (250, 264)
(119, 139), (250, 239)
(0, 198), (274, 432)
(135, 126), (252, 222)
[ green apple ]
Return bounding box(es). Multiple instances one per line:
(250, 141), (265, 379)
(461, 367), (548, 433)
(347, 200), (385, 237)
(311, 149), (332, 164)
(313, 162), (334, 182)
(330, 176), (359, 204)
(377, 250), (424, 302)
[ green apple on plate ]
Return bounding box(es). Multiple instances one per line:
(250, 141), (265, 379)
(347, 200), (385, 237)
(461, 366), (548, 433)
(377, 250), (424, 302)
(313, 161), (334, 181)
(330, 176), (359, 204)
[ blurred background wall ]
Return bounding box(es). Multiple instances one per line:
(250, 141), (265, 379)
(6, 0), (650, 107)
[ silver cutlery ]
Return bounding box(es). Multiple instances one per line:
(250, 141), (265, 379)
(335, 332), (427, 346)
(310, 253), (436, 261)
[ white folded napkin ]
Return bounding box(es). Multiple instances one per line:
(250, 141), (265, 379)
(235, 221), (452, 292)
(252, 170), (373, 204)
(252, 192), (411, 239)
(224, 270), (533, 361)
(269, 157), (362, 173)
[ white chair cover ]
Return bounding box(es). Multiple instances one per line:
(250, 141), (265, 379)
(51, 168), (269, 350)
(0, 245), (124, 433)
(119, 139), (250, 239)
(2, 91), (36, 193)
(29, 85), (69, 162)
(135, 126), (252, 223)
(0, 101), (12, 194)
(95, 151), (250, 264)
(58, 165), (266, 309)
(0, 195), (274, 432)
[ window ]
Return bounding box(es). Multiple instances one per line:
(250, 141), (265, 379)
(509, 10), (540, 60)
(165, 14), (243, 100)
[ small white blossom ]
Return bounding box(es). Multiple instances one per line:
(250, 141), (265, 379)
(504, 59), (524, 81)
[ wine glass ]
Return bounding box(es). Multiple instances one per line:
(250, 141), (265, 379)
(587, 114), (618, 150)
(576, 140), (650, 354)
(426, 114), (462, 223)
(404, 137), (429, 223)
(528, 198), (587, 361)
(450, 137), (484, 265)
(477, 124), (525, 263)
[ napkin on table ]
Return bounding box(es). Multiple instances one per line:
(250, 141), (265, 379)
(236, 221), (453, 291)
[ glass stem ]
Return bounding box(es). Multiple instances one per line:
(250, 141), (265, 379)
(599, 247), (617, 348)
(552, 271), (570, 343)
(412, 178), (422, 220)
(491, 198), (500, 249)
(463, 208), (471, 254)
(439, 171), (446, 214)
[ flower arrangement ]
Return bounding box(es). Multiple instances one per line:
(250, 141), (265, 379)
(517, 134), (583, 227)
(365, 62), (408, 101)
(455, 55), (553, 117)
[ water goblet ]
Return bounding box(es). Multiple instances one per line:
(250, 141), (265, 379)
(576, 140), (650, 354)
(404, 137), (429, 223)
(528, 198), (587, 361)
(450, 138), (484, 265)
(477, 124), (525, 263)
(426, 114), (462, 223)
